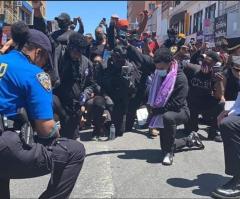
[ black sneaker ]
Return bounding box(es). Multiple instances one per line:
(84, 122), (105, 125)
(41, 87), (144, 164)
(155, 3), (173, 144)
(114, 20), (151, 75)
(208, 131), (223, 142)
(187, 132), (205, 150)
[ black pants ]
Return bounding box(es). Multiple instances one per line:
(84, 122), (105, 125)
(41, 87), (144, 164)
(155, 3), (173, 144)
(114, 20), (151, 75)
(86, 96), (113, 137)
(185, 101), (225, 133)
(0, 131), (85, 199)
(160, 108), (190, 153)
(112, 104), (127, 137)
(219, 115), (240, 176)
(53, 95), (80, 140)
(125, 84), (147, 132)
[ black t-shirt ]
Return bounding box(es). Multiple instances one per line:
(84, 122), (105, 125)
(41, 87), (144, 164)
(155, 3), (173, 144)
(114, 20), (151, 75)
(184, 65), (219, 109)
(224, 69), (240, 101)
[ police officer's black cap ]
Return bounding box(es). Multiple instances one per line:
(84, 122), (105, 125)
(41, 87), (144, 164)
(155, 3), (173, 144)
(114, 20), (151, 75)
(27, 29), (53, 69)
(68, 32), (89, 51)
(55, 13), (71, 22)
(226, 36), (240, 51)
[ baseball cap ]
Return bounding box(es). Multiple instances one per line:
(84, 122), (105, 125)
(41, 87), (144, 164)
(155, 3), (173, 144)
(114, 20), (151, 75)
(27, 29), (53, 69)
(226, 36), (240, 51)
(205, 51), (220, 63)
(111, 14), (119, 19)
(55, 13), (71, 22)
(68, 32), (89, 51)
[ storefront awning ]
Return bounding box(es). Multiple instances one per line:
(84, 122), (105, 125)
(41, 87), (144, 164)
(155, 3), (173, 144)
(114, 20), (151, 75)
(170, 10), (187, 26)
(22, 1), (33, 13)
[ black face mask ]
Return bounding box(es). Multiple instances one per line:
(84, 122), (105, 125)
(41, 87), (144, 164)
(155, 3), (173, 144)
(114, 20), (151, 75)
(93, 62), (103, 71)
(58, 20), (69, 30)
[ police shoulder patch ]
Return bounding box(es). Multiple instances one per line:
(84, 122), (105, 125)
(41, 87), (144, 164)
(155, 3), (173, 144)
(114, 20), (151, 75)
(0, 63), (8, 78)
(36, 72), (52, 92)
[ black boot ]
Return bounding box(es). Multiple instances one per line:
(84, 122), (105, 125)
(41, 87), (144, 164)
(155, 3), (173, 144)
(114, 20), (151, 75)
(208, 127), (222, 142)
(212, 176), (240, 199)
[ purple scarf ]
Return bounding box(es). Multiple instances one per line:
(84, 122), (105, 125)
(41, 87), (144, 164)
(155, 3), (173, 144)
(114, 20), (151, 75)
(147, 60), (178, 128)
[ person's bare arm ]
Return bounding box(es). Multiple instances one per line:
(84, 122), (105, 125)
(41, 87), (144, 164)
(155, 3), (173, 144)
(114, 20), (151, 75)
(34, 119), (60, 138)
(0, 39), (14, 54)
(137, 10), (148, 35)
(213, 73), (226, 101)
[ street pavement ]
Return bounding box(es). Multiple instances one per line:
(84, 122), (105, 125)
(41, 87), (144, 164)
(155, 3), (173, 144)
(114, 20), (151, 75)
(11, 125), (229, 198)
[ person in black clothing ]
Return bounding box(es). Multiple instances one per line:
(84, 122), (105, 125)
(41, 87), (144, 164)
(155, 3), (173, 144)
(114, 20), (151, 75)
(220, 56), (240, 101)
(211, 36), (240, 199)
(85, 55), (114, 141)
(90, 26), (107, 60)
(53, 32), (97, 140)
(147, 47), (190, 165)
(183, 51), (225, 142)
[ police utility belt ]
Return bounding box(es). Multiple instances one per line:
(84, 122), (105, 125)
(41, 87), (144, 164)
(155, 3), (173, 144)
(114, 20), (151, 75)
(0, 108), (35, 148)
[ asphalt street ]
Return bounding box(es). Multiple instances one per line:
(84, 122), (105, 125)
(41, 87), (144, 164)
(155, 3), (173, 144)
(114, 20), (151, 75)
(11, 125), (228, 198)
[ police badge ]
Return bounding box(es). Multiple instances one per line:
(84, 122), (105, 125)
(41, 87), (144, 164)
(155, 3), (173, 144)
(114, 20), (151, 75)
(36, 72), (52, 92)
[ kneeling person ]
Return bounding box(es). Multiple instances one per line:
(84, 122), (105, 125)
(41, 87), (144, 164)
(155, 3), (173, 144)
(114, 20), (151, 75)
(0, 29), (85, 198)
(148, 47), (190, 165)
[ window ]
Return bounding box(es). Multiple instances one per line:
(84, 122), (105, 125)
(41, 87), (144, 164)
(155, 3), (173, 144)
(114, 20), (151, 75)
(25, 13), (31, 25)
(189, 15), (192, 34)
(205, 3), (216, 19)
(193, 10), (203, 33)
(148, 3), (155, 10)
(175, 1), (181, 7)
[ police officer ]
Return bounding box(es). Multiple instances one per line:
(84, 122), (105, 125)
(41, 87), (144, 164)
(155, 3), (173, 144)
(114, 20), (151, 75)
(0, 29), (85, 199)
(53, 32), (97, 139)
(211, 37), (240, 199)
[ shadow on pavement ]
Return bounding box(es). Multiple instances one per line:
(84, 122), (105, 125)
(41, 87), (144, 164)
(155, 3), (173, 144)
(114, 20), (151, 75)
(86, 149), (163, 164)
(167, 173), (231, 197)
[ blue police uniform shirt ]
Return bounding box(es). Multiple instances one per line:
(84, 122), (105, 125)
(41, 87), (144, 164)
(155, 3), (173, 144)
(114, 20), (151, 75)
(0, 50), (53, 120)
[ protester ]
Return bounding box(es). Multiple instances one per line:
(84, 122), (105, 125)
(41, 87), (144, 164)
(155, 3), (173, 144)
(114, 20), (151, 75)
(183, 51), (225, 142)
(147, 47), (190, 165)
(212, 36), (240, 199)
(53, 32), (97, 139)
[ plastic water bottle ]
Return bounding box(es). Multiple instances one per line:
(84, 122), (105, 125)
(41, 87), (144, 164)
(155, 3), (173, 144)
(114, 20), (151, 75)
(109, 124), (116, 140)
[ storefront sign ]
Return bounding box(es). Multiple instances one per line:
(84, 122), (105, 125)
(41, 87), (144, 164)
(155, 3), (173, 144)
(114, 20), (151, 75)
(214, 14), (227, 42)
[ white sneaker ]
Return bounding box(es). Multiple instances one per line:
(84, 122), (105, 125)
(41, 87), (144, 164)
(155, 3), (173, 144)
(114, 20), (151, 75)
(162, 153), (173, 166)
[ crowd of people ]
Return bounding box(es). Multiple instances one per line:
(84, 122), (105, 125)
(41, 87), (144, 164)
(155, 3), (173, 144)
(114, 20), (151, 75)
(0, 1), (240, 198)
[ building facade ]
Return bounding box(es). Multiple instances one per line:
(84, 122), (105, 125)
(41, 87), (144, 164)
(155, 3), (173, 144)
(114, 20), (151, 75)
(169, 1), (218, 43)
(218, 1), (240, 38)
(0, 1), (46, 25)
(127, 1), (160, 30)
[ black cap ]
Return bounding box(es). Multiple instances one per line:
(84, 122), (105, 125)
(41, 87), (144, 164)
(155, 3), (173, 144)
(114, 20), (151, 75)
(226, 36), (240, 51)
(205, 51), (220, 63)
(68, 32), (89, 51)
(27, 29), (53, 69)
(55, 13), (71, 22)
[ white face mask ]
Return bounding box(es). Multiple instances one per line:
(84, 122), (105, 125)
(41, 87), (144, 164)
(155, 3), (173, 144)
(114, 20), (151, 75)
(156, 69), (167, 77)
(232, 56), (240, 65)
